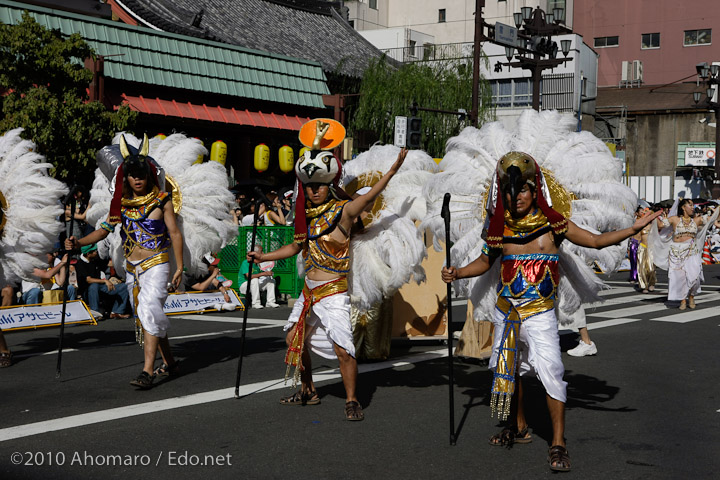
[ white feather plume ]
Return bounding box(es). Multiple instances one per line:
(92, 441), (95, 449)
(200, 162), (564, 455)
(423, 110), (637, 327)
(89, 133), (236, 277)
(342, 145), (438, 313)
(0, 128), (68, 284)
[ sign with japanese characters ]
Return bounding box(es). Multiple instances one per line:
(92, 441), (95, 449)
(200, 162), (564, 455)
(0, 300), (97, 331)
(684, 147), (715, 167)
(164, 289), (244, 315)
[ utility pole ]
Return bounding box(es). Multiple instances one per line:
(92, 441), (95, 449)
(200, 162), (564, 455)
(470, 0), (487, 127)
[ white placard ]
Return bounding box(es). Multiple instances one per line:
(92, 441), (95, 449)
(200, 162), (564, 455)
(394, 116), (407, 148)
(684, 147), (716, 167)
(164, 289), (244, 315)
(0, 300), (96, 331)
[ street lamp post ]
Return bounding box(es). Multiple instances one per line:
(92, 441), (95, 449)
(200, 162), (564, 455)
(495, 6), (572, 111)
(694, 62), (720, 196)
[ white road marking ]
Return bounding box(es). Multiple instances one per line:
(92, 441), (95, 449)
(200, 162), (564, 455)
(598, 287), (638, 296)
(651, 308), (720, 324)
(587, 293), (718, 319)
(0, 348), (447, 443)
(586, 318), (642, 330)
(174, 315), (287, 326)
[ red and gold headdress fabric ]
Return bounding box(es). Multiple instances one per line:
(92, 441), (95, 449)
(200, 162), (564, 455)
(485, 152), (568, 250)
(293, 119), (350, 243)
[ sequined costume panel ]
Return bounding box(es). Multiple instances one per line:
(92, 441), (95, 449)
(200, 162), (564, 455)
(304, 200), (350, 276)
(497, 253), (559, 299)
(121, 191), (171, 257)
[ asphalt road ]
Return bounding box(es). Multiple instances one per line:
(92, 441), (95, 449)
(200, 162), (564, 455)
(1, 267), (719, 479)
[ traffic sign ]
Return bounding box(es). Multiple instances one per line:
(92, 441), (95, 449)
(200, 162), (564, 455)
(494, 22), (518, 47)
(394, 116), (407, 148)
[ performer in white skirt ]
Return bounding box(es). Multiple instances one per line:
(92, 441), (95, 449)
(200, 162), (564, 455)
(67, 135), (183, 389)
(653, 198), (719, 309)
(248, 119), (407, 421)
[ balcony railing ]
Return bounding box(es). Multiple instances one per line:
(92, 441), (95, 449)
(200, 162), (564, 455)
(380, 42), (474, 63)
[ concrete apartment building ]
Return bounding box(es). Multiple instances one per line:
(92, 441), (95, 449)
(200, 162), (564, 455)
(345, 1), (596, 131)
(573, 0), (720, 200)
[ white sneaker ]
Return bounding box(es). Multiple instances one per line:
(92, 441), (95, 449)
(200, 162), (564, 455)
(266, 302), (280, 308)
(252, 304), (263, 309)
(221, 303), (236, 311)
(567, 340), (597, 357)
(90, 309), (104, 320)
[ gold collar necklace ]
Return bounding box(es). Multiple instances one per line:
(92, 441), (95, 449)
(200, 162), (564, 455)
(122, 186), (160, 207)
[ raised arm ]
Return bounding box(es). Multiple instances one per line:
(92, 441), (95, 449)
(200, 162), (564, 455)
(564, 210), (663, 249)
(343, 148), (408, 221)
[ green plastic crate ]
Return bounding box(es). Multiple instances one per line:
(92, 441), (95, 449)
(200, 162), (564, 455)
(220, 225), (303, 298)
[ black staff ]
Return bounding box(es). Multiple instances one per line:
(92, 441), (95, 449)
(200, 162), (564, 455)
(234, 196), (262, 398)
(441, 192), (456, 445)
(56, 187), (78, 378)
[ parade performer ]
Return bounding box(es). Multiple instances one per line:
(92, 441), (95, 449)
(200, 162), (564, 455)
(0, 128), (67, 367)
(427, 110), (657, 472)
(636, 209), (659, 293)
(248, 119), (431, 420)
(627, 210), (640, 283)
(651, 198), (718, 309)
(68, 133), (235, 388)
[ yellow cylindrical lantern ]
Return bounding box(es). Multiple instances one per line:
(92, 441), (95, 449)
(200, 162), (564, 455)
(210, 140), (227, 165)
(279, 145), (294, 173)
(194, 139), (205, 165)
(299, 146), (310, 159)
(254, 144), (270, 172)
(154, 133), (167, 140)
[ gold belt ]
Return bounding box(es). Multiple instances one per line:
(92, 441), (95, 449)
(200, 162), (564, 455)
(126, 252), (169, 275)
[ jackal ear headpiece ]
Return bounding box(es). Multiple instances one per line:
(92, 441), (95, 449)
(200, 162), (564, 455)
(97, 133), (164, 224)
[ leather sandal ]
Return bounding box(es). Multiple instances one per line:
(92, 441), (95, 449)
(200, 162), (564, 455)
(489, 427), (532, 447)
(0, 351), (12, 368)
(548, 445), (571, 472)
(344, 401), (364, 421)
(279, 390), (320, 406)
(129, 371), (154, 389)
(688, 297), (696, 309)
(153, 361), (180, 378)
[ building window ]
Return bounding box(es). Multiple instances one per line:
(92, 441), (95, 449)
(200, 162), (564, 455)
(684, 29), (711, 46)
(348, 20), (354, 29)
(422, 43), (436, 61)
(641, 33), (660, 49)
(548, 0), (566, 10)
(408, 40), (416, 58)
(491, 79), (531, 108)
(369, 0), (378, 10)
(594, 36), (619, 48)
(438, 9), (446, 23)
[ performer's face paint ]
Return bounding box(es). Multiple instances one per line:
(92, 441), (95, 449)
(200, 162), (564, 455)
(505, 183), (536, 218)
(304, 183), (329, 206)
(127, 173), (149, 196)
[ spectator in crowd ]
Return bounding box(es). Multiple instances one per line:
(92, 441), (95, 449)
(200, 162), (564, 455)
(278, 188), (294, 225)
(75, 244), (130, 319)
(262, 193), (286, 226)
(21, 252), (74, 304)
(0, 285), (14, 367)
(239, 245), (278, 309)
(184, 254), (232, 303)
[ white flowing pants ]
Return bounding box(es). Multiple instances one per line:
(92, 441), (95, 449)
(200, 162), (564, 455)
(126, 260), (171, 338)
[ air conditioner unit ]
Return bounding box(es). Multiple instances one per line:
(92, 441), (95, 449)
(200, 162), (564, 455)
(632, 60), (643, 83)
(621, 60), (631, 83)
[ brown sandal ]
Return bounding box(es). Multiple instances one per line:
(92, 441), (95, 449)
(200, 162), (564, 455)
(344, 401), (364, 421)
(0, 351), (12, 368)
(548, 445), (571, 472)
(489, 427), (532, 447)
(280, 390), (320, 406)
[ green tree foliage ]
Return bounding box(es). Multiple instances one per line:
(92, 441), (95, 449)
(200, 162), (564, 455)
(0, 12), (136, 180)
(350, 56), (493, 157)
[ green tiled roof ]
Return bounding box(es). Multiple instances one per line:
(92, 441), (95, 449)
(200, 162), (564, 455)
(0, 1), (329, 108)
